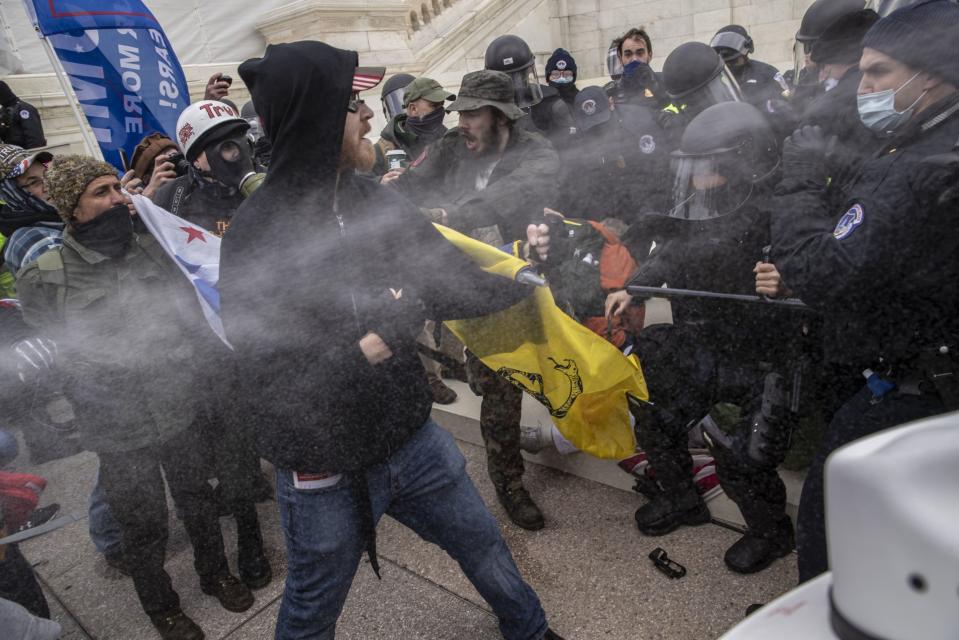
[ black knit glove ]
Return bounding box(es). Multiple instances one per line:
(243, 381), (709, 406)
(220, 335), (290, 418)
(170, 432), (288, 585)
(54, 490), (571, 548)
(782, 125), (831, 186)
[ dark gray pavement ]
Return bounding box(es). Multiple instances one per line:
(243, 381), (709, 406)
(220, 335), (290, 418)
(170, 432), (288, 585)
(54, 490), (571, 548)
(12, 413), (798, 640)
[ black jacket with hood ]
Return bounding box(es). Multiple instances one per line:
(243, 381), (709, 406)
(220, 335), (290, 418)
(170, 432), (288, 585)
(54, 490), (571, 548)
(220, 41), (529, 475)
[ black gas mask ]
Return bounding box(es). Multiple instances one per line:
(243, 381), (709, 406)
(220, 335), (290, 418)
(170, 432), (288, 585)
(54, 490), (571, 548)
(194, 133), (256, 195)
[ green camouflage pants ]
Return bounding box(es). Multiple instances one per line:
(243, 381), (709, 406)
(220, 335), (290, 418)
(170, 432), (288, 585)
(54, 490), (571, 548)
(467, 352), (525, 493)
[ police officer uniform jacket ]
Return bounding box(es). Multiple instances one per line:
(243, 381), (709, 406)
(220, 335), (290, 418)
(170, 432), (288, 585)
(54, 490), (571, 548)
(772, 93), (959, 367)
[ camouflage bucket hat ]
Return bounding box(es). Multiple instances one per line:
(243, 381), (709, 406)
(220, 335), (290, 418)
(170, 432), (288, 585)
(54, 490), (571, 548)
(447, 70), (524, 120)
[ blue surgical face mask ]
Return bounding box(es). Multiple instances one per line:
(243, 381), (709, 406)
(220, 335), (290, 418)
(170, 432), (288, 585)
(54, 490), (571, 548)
(857, 72), (926, 133)
(550, 77), (574, 85)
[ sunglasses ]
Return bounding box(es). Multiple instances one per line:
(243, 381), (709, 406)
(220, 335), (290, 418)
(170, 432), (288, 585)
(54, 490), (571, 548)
(347, 92), (366, 113)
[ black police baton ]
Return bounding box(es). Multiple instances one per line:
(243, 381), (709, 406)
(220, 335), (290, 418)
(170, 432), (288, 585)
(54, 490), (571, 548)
(625, 285), (812, 311)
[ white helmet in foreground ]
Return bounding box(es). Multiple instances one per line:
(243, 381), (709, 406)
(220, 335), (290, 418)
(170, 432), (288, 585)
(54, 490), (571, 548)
(176, 100), (248, 162)
(719, 411), (959, 640)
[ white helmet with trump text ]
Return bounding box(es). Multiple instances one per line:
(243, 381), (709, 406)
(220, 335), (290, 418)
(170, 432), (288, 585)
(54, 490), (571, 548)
(175, 100), (248, 162)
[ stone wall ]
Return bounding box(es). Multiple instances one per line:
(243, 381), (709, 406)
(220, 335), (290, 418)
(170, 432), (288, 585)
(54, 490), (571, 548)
(552, 0), (817, 80)
(5, 0), (819, 155)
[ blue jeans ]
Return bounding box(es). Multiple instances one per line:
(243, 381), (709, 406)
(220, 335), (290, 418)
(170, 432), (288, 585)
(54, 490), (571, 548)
(274, 420), (548, 640)
(88, 467), (123, 555)
(0, 429), (18, 467)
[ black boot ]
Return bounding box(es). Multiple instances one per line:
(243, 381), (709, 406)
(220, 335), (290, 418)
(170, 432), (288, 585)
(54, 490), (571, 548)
(724, 517), (795, 574)
(496, 487), (545, 531)
(634, 488), (710, 536)
(200, 572), (254, 612)
(150, 609), (205, 640)
(543, 628), (565, 639)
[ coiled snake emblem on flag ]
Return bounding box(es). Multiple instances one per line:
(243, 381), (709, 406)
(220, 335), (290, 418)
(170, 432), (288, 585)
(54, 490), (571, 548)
(497, 358), (584, 418)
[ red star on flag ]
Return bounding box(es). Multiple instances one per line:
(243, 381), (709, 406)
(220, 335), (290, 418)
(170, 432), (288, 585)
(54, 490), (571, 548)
(180, 226), (206, 244)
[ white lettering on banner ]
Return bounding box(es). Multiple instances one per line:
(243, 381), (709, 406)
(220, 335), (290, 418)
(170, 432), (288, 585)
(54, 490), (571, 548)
(82, 104), (109, 119)
(54, 32), (110, 144)
(149, 29), (182, 110)
(60, 60), (111, 143)
(123, 94), (143, 115)
(117, 31), (143, 138)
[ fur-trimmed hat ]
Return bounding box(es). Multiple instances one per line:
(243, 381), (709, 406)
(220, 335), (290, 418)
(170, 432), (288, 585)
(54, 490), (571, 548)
(45, 155), (118, 223)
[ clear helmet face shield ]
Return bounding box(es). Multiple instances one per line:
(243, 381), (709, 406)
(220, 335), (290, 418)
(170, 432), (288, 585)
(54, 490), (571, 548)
(607, 45), (624, 78)
(668, 150), (755, 221)
(508, 64), (544, 108)
(681, 66), (744, 116)
(792, 39), (817, 88)
(382, 87), (406, 120)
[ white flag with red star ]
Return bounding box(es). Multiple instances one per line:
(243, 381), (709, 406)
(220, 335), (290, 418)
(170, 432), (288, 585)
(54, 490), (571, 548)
(131, 195), (232, 348)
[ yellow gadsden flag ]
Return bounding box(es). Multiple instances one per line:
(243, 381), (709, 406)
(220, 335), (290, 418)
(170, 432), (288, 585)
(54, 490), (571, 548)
(435, 224), (648, 459)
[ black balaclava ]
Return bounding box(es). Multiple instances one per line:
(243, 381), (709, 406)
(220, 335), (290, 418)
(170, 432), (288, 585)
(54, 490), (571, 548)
(405, 107), (445, 139)
(70, 204), (134, 259)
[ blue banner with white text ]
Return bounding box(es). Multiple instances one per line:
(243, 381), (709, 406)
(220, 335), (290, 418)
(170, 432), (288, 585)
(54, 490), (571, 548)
(23, 1), (188, 171)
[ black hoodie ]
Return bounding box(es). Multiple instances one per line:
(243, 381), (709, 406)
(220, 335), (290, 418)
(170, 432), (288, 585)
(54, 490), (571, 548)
(219, 41), (529, 474)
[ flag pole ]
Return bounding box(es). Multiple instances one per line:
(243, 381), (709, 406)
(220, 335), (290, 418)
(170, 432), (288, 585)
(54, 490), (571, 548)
(35, 31), (101, 159)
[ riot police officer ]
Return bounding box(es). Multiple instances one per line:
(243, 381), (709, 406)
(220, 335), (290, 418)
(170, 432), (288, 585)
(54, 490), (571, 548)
(558, 86), (668, 224)
(485, 35), (574, 147)
(798, 3), (880, 176)
(659, 42), (745, 145)
(768, 0), (959, 582)
(379, 72), (415, 122)
(790, 0), (870, 111)
(0, 82), (45, 150)
(607, 102), (798, 574)
(710, 25), (785, 107)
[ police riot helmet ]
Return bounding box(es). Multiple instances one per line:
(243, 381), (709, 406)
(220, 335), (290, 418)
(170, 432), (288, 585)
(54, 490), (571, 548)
(793, 0), (867, 84)
(380, 73), (415, 120)
(710, 25), (755, 63)
(668, 101), (779, 221)
(484, 35), (543, 108)
(607, 40), (624, 79)
(662, 42), (743, 118)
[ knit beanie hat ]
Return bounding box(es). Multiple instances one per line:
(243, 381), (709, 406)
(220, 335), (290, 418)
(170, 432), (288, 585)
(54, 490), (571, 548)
(46, 155), (118, 223)
(546, 48), (577, 80)
(862, 0), (959, 87)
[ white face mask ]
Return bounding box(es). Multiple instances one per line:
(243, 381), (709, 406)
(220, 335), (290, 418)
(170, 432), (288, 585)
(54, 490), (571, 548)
(822, 77), (840, 92)
(857, 72), (926, 133)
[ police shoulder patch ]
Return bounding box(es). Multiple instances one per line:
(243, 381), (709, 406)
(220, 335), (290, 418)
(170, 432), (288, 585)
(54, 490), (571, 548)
(833, 203), (864, 240)
(19, 109), (29, 119)
(639, 134), (656, 154)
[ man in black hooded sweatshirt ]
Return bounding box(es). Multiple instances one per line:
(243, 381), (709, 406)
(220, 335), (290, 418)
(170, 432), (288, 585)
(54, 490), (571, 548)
(218, 41), (563, 640)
